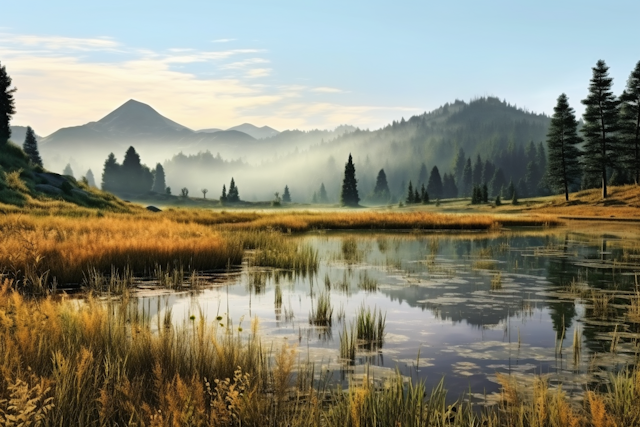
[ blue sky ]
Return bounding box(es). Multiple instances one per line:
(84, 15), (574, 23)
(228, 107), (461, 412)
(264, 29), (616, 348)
(2, 0), (639, 135)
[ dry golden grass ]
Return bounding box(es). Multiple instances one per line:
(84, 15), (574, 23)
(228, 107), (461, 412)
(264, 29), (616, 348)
(533, 184), (640, 218)
(0, 209), (559, 289)
(0, 214), (244, 287)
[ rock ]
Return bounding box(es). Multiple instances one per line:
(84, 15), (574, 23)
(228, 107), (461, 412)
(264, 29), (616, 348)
(34, 172), (67, 188)
(146, 205), (162, 212)
(35, 184), (63, 195)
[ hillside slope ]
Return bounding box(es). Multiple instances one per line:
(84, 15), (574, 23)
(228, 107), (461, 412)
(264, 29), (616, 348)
(0, 141), (132, 213)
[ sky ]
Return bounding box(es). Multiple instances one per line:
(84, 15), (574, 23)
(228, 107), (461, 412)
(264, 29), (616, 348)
(2, 0), (639, 136)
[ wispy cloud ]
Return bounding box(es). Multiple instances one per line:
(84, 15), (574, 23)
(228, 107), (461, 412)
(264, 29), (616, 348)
(311, 86), (346, 94)
(2, 34), (120, 52)
(0, 32), (418, 135)
(211, 38), (236, 43)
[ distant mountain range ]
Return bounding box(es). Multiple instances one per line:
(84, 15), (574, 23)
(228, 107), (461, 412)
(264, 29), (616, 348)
(9, 99), (356, 177)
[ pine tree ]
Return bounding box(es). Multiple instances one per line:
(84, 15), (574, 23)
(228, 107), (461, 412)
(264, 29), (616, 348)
(426, 166), (443, 200)
(152, 164), (166, 193)
(85, 169), (96, 187)
(227, 178), (239, 202)
(101, 153), (120, 192)
(220, 184), (227, 202)
(414, 188), (421, 204)
(406, 181), (414, 204)
(319, 183), (329, 203)
(0, 61), (16, 145)
(63, 164), (74, 178)
(482, 184), (488, 203)
(420, 184), (427, 204)
(372, 169), (390, 202)
(282, 185), (291, 202)
(620, 60), (640, 184)
(462, 158), (472, 197)
(22, 126), (42, 167)
(312, 192), (318, 203)
(546, 93), (582, 201)
(581, 60), (620, 198)
(122, 146), (153, 194)
(340, 154), (360, 207)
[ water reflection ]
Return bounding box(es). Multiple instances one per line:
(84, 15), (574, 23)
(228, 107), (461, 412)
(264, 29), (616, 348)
(130, 228), (640, 401)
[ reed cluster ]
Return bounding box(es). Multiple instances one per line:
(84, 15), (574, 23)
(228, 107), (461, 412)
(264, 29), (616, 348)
(309, 292), (333, 326)
(355, 304), (386, 349)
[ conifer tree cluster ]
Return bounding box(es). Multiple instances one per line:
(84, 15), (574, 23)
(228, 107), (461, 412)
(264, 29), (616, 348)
(221, 178), (240, 203)
(101, 146), (155, 194)
(545, 59), (640, 199)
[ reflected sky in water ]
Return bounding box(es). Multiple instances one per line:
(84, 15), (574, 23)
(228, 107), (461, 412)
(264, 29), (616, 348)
(132, 229), (640, 401)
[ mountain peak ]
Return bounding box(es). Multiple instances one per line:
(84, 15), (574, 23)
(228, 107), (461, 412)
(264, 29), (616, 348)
(227, 123), (280, 139)
(97, 100), (192, 134)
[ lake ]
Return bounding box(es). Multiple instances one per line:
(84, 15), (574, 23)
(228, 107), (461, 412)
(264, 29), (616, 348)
(130, 225), (640, 403)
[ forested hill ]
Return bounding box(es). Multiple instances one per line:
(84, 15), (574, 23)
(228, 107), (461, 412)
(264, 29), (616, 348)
(158, 97), (552, 203)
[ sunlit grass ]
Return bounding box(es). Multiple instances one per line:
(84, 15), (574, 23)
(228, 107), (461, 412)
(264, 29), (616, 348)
(309, 292), (333, 326)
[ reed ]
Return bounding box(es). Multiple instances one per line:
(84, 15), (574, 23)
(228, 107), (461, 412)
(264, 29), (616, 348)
(339, 322), (356, 361)
(355, 304), (386, 349)
(309, 292), (333, 326)
(591, 291), (614, 319)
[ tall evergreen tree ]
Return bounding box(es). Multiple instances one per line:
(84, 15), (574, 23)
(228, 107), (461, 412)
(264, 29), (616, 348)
(282, 185), (291, 202)
(340, 154), (360, 207)
(372, 169), (390, 201)
(426, 166), (443, 199)
(227, 178), (240, 202)
(0, 61), (16, 145)
(152, 163), (166, 193)
(581, 60), (620, 198)
(22, 126), (42, 166)
(420, 184), (428, 203)
(63, 164), (74, 178)
(406, 181), (414, 204)
(546, 93), (582, 201)
(620, 60), (640, 184)
(85, 169), (96, 188)
(220, 184), (227, 202)
(102, 153), (120, 192)
(462, 158), (473, 197)
(318, 183), (329, 203)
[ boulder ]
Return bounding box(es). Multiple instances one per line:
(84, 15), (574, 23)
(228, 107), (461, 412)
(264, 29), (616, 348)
(35, 172), (67, 188)
(71, 189), (90, 199)
(146, 205), (162, 212)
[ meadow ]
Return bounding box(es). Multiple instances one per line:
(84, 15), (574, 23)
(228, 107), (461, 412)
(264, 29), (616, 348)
(0, 209), (559, 292)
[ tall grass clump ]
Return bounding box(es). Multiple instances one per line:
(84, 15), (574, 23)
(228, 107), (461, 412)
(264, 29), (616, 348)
(356, 304), (386, 349)
(339, 322), (357, 361)
(309, 292), (333, 326)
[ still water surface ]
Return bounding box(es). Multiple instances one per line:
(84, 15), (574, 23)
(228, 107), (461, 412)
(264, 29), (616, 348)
(133, 228), (640, 402)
